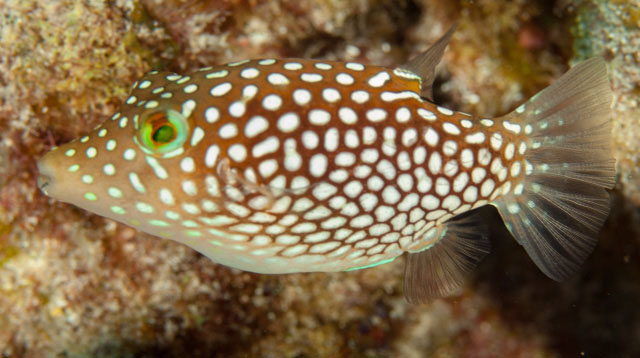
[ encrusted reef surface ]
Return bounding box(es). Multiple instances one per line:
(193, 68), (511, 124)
(1, 0), (639, 357)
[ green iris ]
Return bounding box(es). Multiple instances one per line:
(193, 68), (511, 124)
(137, 109), (190, 156)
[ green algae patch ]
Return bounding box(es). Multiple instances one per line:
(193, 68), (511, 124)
(611, 0), (640, 28)
(0, 245), (20, 269)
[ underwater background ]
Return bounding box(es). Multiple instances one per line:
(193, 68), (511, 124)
(1, 0), (639, 357)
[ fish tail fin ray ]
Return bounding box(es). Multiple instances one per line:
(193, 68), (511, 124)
(403, 211), (490, 304)
(493, 57), (616, 281)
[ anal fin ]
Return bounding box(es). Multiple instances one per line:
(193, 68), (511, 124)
(403, 211), (490, 304)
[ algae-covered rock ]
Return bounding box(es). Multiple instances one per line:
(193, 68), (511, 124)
(573, 0), (640, 207)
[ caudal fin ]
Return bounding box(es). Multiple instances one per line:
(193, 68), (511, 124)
(493, 57), (616, 281)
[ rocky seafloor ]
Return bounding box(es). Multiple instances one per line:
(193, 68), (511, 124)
(1, 0), (639, 357)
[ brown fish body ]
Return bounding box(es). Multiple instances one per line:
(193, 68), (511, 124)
(37, 28), (615, 302)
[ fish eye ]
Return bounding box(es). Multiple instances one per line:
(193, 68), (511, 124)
(136, 109), (190, 156)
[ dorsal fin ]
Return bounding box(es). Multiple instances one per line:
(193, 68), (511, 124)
(398, 24), (456, 101)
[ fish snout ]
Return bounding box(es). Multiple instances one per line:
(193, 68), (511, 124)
(36, 150), (61, 199)
(37, 172), (52, 195)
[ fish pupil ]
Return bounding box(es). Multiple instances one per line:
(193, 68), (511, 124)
(152, 125), (175, 143)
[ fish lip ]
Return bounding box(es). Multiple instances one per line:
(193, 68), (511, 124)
(37, 173), (51, 195)
(36, 154), (56, 197)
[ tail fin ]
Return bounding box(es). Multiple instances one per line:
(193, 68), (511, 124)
(493, 57), (616, 281)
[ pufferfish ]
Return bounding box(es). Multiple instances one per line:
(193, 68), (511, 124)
(37, 27), (615, 303)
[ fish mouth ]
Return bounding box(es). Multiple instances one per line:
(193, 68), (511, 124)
(36, 152), (58, 198)
(37, 173), (52, 195)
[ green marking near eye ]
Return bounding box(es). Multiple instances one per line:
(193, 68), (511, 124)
(137, 109), (190, 157)
(186, 230), (202, 237)
(82, 174), (94, 184)
(135, 202), (154, 213)
(149, 219), (170, 227)
(111, 206), (126, 215)
(182, 220), (198, 228)
(123, 149), (136, 161)
(165, 211), (181, 220)
(84, 192), (98, 201)
(107, 187), (123, 198)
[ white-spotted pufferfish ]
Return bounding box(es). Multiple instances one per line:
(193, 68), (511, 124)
(37, 27), (615, 303)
